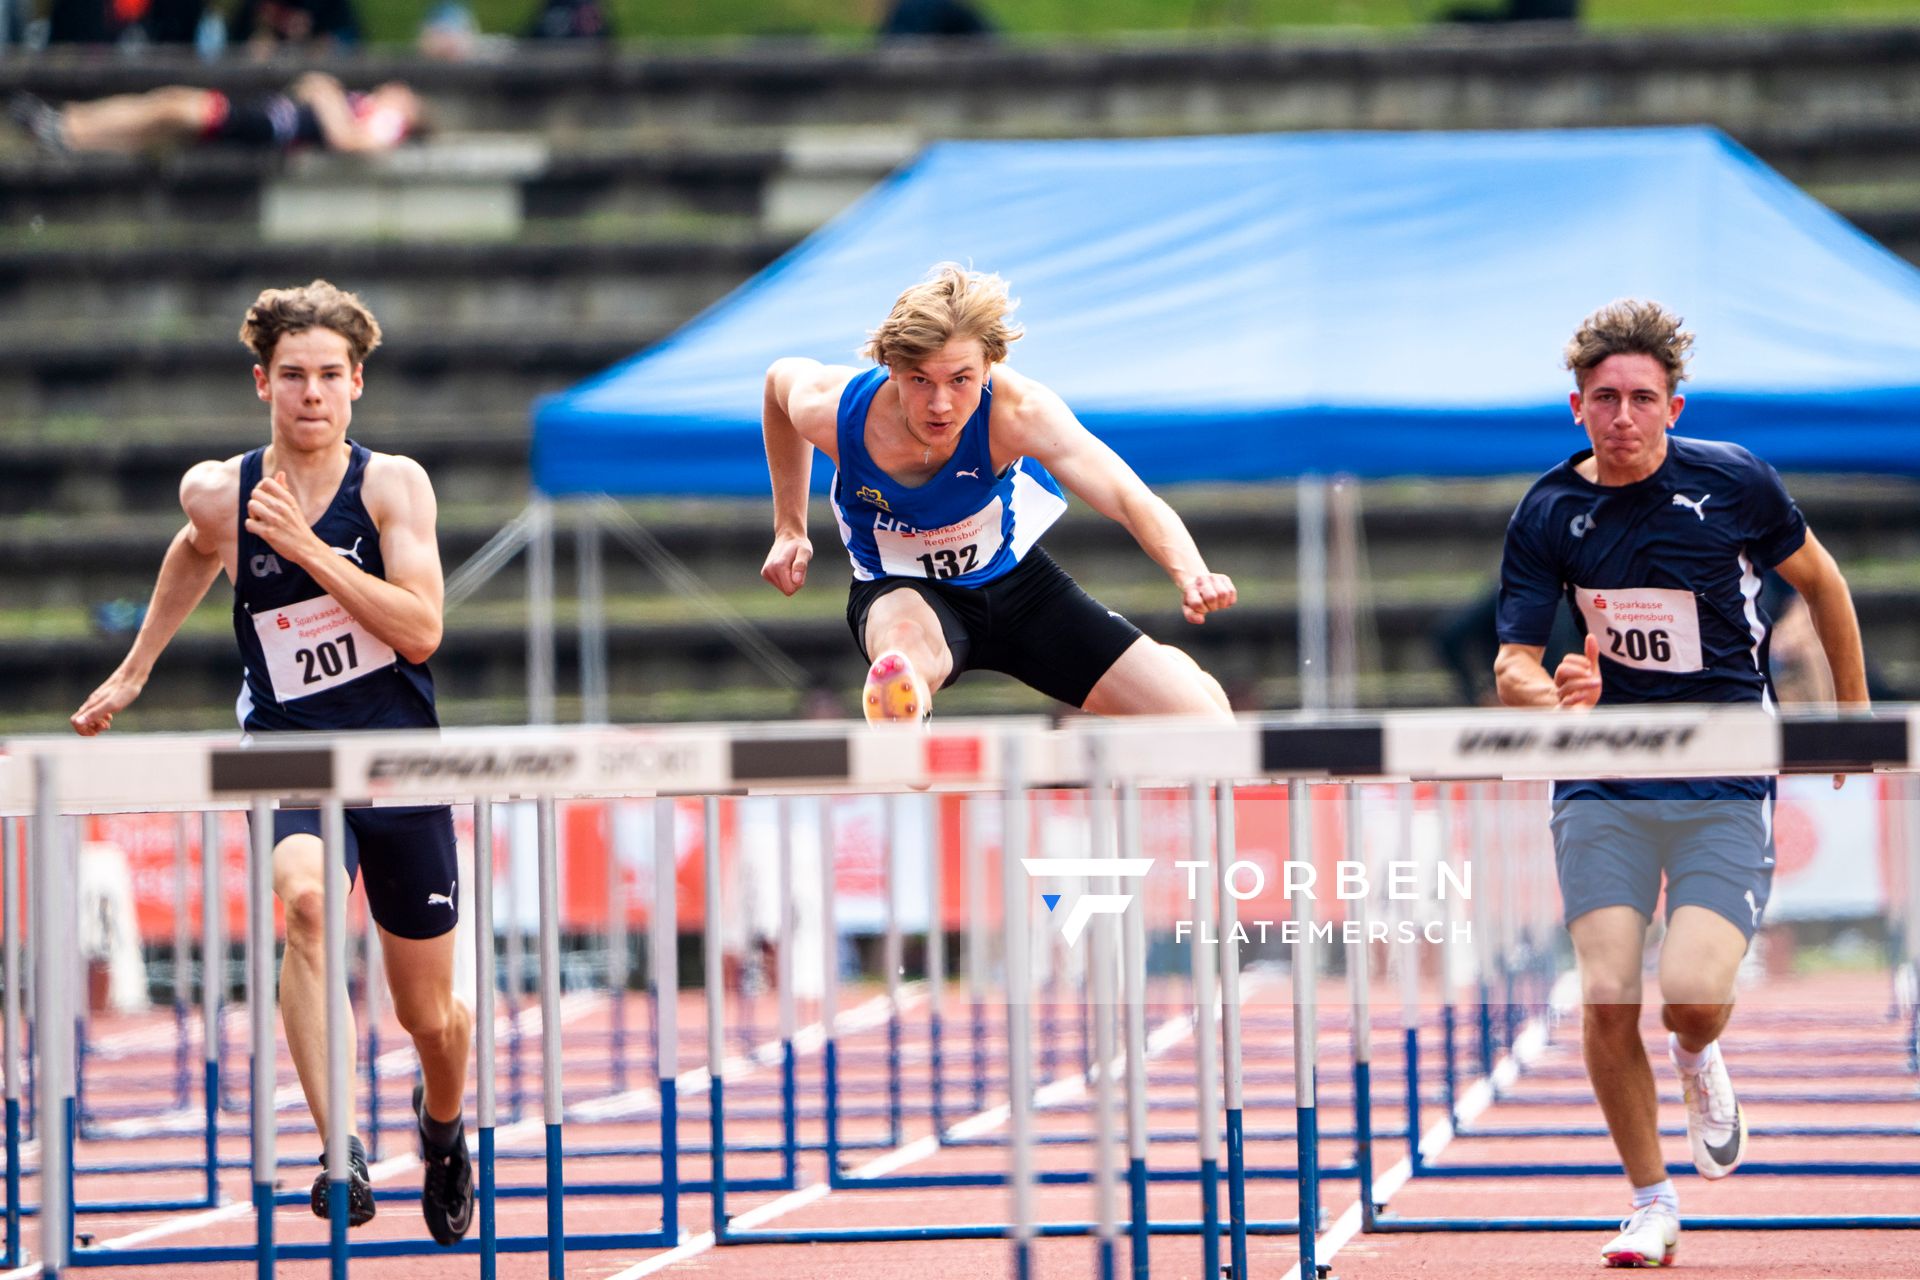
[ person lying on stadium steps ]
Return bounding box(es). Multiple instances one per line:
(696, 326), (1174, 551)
(11, 72), (423, 157)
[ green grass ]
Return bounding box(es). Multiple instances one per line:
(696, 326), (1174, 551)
(364, 0), (1920, 43)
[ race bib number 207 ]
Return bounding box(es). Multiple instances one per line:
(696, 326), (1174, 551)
(1573, 586), (1704, 673)
(252, 594), (394, 702)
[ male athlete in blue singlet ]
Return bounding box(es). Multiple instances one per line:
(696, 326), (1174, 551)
(1494, 299), (1867, 1269)
(71, 281), (474, 1247)
(760, 264), (1235, 721)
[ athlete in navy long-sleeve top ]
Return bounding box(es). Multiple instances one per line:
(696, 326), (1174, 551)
(1494, 299), (1866, 1269)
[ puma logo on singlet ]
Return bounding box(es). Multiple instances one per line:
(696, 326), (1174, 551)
(955, 468), (981, 479)
(332, 536), (366, 566)
(1672, 493), (1711, 521)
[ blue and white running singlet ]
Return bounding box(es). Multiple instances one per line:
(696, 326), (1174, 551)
(829, 366), (1068, 588)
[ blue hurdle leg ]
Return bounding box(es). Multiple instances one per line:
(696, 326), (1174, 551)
(780, 1040), (798, 1188)
(203, 1058), (220, 1208)
(253, 1179), (274, 1280)
(7, 1097), (20, 1268)
(1225, 1107), (1248, 1280)
(1404, 1026), (1423, 1173)
(709, 1077), (728, 1241)
(544, 1120), (564, 1279)
(479, 1124), (496, 1280)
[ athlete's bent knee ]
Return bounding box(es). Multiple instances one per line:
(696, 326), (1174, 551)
(1661, 1001), (1727, 1042)
(282, 885), (327, 947)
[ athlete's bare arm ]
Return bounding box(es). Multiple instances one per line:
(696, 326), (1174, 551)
(1495, 635), (1602, 711)
(71, 460), (239, 735)
(988, 366), (1234, 625)
(1774, 531), (1867, 706)
(760, 358), (856, 597)
(247, 453), (444, 664)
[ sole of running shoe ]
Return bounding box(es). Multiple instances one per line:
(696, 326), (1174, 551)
(863, 649), (928, 724)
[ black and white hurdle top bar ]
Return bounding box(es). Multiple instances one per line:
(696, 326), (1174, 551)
(0, 707), (1914, 811)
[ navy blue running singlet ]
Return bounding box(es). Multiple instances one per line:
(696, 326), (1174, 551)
(231, 441), (439, 733)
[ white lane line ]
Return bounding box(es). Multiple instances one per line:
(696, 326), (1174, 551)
(1282, 973), (1577, 1280)
(567, 988), (916, 1123)
(3, 988), (624, 1271)
(604, 979), (1267, 1280)
(86, 991), (605, 1140)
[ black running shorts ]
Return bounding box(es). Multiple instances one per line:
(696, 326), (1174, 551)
(846, 546), (1145, 708)
(252, 804), (460, 940)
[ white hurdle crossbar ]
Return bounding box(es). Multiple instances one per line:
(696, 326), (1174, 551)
(2, 708), (1915, 1275)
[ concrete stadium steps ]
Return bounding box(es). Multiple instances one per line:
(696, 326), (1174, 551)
(0, 325), (654, 429)
(10, 28), (1920, 136)
(0, 416), (529, 516)
(0, 234), (788, 334)
(0, 594), (1460, 734)
(10, 119), (1920, 243)
(17, 575), (1920, 735)
(0, 139), (862, 236)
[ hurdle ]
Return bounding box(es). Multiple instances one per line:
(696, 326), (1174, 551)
(7, 706), (1920, 1278)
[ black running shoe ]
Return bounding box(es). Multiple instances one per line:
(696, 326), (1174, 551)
(309, 1133), (376, 1226)
(7, 93), (68, 156)
(413, 1082), (474, 1247)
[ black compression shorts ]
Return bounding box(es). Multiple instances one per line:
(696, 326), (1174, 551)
(251, 804), (459, 940)
(846, 546), (1144, 708)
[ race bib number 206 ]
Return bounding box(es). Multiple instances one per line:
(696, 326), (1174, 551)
(252, 594), (394, 702)
(1573, 586), (1704, 673)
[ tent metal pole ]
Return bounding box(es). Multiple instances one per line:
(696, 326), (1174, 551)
(526, 494), (556, 726)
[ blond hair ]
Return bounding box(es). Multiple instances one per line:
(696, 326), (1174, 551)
(863, 264), (1023, 368)
(239, 279), (383, 368)
(1564, 299), (1694, 394)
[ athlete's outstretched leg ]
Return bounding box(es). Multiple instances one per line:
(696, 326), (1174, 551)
(61, 87), (212, 151)
(274, 833), (358, 1144)
(276, 830), (377, 1224)
(1080, 637), (1231, 719)
(1568, 905), (1663, 1188)
(382, 928), (473, 1132)
(861, 587), (953, 722)
(1660, 904), (1749, 1180)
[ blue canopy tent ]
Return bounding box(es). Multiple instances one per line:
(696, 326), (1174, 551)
(534, 128), (1920, 497)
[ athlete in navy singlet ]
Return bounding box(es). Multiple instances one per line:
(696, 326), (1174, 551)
(761, 264), (1236, 722)
(1494, 299), (1867, 1267)
(72, 281), (475, 1246)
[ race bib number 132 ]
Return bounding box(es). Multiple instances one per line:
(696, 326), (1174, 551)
(1573, 586), (1704, 673)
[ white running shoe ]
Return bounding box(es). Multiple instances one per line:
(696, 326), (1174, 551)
(1601, 1202), (1679, 1268)
(1671, 1035), (1747, 1179)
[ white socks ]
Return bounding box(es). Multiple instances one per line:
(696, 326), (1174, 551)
(1633, 1178), (1679, 1215)
(1670, 1033), (1719, 1073)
